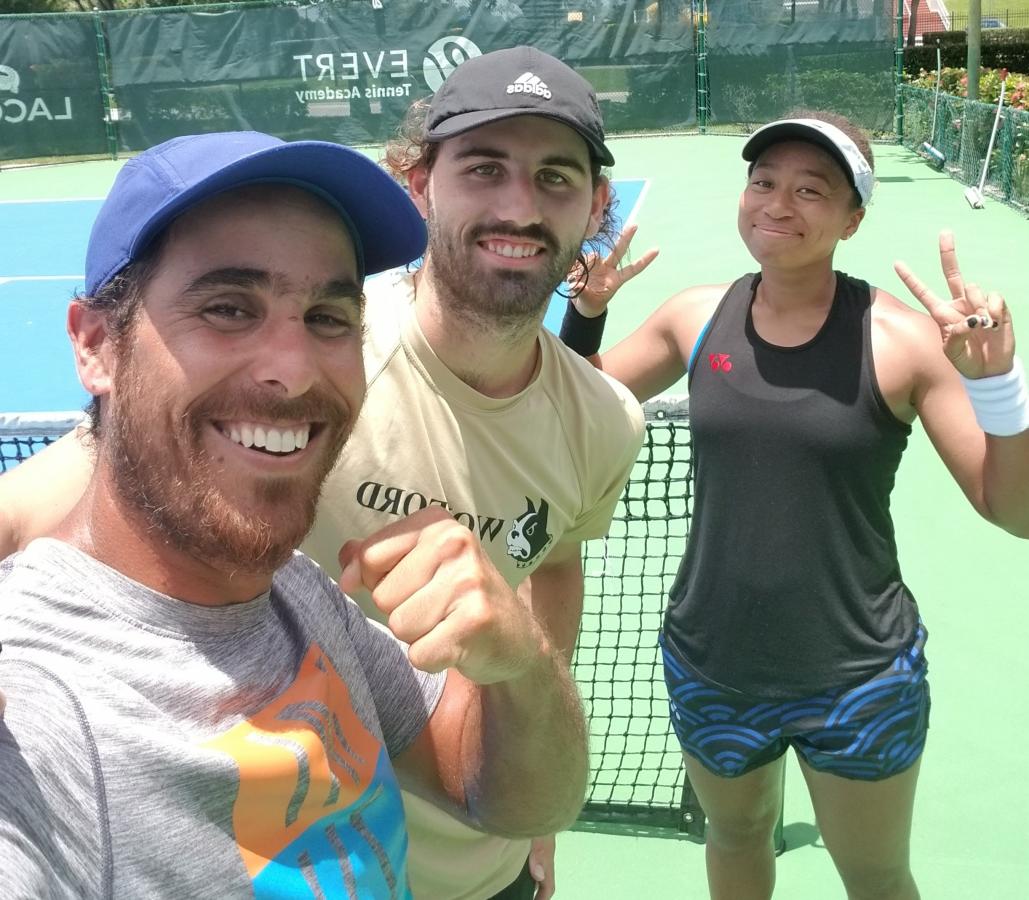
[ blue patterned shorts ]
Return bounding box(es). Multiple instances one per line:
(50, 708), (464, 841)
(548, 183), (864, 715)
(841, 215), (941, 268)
(660, 623), (930, 781)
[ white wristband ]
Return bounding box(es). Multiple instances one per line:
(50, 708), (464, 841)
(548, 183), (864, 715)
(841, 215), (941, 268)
(960, 357), (1029, 437)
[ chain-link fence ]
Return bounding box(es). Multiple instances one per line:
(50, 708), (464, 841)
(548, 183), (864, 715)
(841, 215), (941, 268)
(899, 82), (1029, 211)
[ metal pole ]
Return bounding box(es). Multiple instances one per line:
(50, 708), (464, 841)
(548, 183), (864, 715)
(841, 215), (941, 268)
(696, 0), (708, 134)
(92, 9), (119, 161)
(1000, 93), (1014, 200)
(894, 0), (904, 141)
(968, 0), (982, 100)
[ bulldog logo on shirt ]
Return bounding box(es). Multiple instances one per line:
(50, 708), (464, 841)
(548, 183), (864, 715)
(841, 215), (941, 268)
(506, 497), (553, 568)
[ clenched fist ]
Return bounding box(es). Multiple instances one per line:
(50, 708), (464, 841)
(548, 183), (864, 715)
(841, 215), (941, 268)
(339, 507), (548, 684)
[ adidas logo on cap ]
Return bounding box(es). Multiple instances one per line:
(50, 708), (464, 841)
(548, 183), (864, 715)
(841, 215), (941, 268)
(506, 72), (552, 101)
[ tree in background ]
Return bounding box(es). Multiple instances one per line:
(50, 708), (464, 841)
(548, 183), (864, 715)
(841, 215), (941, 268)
(0, 0), (269, 11)
(906, 0), (921, 47)
(2, 0), (70, 11)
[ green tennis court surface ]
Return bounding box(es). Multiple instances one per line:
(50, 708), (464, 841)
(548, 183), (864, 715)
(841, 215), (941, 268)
(2, 135), (1028, 898)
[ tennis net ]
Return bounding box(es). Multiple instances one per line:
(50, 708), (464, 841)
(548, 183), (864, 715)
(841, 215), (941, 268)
(0, 399), (698, 833)
(575, 396), (694, 833)
(0, 413), (85, 474)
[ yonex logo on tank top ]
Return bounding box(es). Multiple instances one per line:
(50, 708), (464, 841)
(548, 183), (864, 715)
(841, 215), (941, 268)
(709, 353), (733, 372)
(506, 72), (552, 100)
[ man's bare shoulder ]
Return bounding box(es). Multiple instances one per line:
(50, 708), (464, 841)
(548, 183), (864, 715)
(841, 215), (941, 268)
(0, 430), (94, 558)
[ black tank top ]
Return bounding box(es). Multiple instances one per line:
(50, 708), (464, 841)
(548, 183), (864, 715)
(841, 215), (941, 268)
(664, 272), (917, 698)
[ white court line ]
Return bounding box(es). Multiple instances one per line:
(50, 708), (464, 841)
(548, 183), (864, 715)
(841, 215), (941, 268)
(621, 178), (651, 230)
(0, 275), (83, 286)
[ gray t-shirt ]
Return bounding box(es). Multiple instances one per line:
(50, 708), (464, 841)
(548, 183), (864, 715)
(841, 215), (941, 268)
(0, 539), (446, 899)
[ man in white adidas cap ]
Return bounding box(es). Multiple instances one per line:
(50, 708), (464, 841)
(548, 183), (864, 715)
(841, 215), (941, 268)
(303, 45), (648, 899)
(302, 47), (642, 900)
(0, 47), (650, 899)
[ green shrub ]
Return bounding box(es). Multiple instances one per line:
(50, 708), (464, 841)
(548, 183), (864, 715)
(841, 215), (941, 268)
(906, 65), (1029, 109)
(905, 29), (1029, 73)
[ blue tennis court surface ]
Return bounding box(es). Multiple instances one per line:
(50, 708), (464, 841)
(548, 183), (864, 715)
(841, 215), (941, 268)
(0, 180), (646, 415)
(542, 178), (646, 333)
(0, 280), (88, 413)
(1, 198), (103, 413)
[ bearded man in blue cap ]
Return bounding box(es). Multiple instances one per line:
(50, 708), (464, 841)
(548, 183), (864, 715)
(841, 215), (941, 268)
(0, 130), (590, 899)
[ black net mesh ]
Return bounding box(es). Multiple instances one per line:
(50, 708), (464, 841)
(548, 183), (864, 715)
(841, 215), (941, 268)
(0, 434), (60, 473)
(575, 399), (692, 828)
(1, 400), (694, 828)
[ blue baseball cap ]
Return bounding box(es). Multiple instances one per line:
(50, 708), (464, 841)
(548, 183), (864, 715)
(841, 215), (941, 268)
(85, 131), (427, 296)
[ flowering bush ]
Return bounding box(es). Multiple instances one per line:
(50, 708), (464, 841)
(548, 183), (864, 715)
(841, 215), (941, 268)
(906, 66), (1029, 109)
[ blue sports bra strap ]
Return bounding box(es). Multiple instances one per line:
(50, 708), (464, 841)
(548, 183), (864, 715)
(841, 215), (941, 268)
(687, 317), (713, 377)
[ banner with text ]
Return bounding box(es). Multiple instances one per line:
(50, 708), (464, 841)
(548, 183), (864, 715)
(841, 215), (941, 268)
(103, 0), (696, 151)
(0, 16), (107, 161)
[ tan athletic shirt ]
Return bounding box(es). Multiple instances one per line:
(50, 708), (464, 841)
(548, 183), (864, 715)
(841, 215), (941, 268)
(302, 270), (645, 899)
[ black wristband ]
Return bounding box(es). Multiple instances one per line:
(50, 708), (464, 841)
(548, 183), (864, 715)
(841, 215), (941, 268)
(559, 301), (608, 358)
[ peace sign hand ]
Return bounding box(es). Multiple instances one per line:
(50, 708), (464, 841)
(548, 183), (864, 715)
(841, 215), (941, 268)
(567, 224), (659, 317)
(894, 230), (1016, 379)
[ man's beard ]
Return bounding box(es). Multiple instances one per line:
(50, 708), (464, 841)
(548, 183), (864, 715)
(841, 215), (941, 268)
(104, 348), (350, 576)
(426, 202), (582, 331)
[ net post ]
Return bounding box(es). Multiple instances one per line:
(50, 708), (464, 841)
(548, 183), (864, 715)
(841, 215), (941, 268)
(677, 774), (707, 839)
(92, 9), (119, 161)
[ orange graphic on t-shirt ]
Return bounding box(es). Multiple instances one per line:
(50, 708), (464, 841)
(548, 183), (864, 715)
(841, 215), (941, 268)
(203, 644), (384, 878)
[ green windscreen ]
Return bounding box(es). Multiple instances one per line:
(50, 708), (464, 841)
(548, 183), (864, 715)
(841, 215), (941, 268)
(705, 0), (896, 134)
(0, 16), (108, 160)
(1, 0), (903, 162)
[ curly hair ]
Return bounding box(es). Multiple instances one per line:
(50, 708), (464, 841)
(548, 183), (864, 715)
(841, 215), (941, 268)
(382, 98), (621, 298)
(74, 238), (166, 438)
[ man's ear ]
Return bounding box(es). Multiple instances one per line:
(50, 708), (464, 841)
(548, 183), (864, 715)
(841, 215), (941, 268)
(586, 174), (611, 240)
(67, 302), (115, 399)
(406, 165), (430, 219)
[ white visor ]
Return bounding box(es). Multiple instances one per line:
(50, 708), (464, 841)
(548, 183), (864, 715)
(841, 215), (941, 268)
(742, 118), (874, 206)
